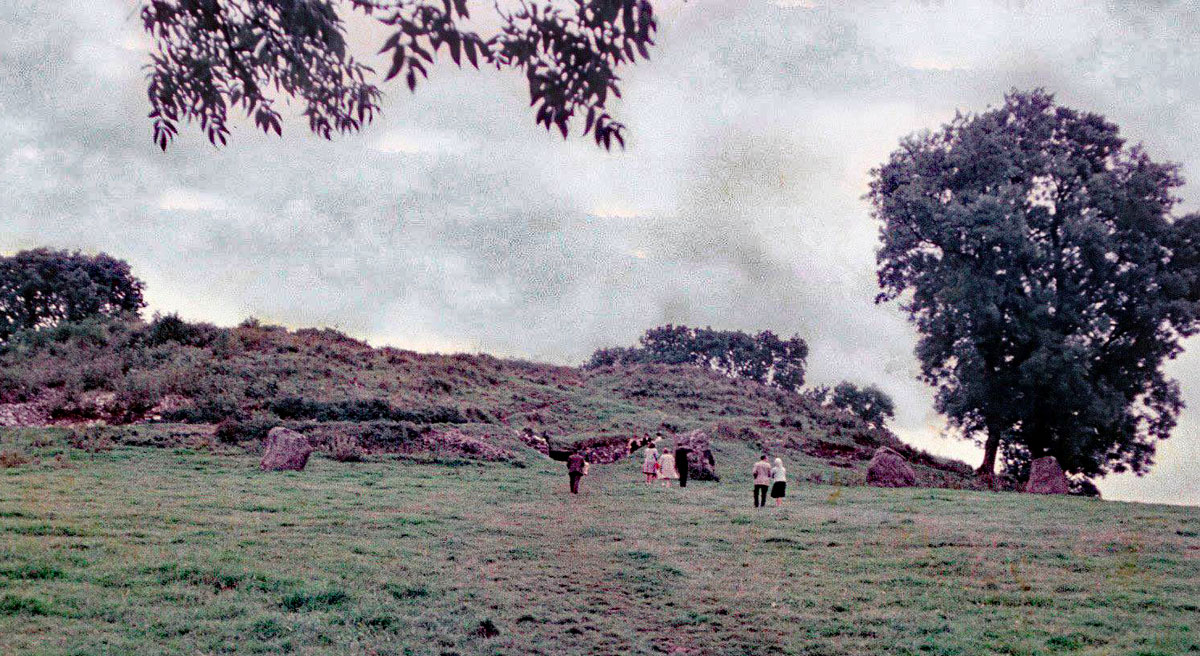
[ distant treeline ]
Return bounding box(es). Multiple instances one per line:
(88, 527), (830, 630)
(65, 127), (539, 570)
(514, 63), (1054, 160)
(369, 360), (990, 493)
(586, 325), (808, 393)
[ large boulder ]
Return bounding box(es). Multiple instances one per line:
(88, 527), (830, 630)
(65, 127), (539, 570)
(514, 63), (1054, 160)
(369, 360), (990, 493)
(674, 430), (718, 481)
(259, 427), (313, 471)
(866, 447), (916, 488)
(1025, 456), (1069, 494)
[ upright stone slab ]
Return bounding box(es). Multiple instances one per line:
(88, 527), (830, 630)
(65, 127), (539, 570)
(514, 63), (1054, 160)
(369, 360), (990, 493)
(259, 427), (313, 471)
(1025, 456), (1069, 494)
(675, 430), (718, 481)
(866, 447), (916, 488)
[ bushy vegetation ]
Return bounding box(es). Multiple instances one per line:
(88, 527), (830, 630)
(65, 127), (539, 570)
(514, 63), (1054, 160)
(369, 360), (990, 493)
(0, 248), (145, 342)
(586, 325), (808, 392)
(267, 397), (467, 424)
(0, 314), (978, 483)
(821, 382), (896, 429)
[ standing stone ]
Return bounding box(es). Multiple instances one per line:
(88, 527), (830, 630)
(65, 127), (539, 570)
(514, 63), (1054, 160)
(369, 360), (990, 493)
(675, 430), (718, 481)
(866, 447), (917, 488)
(1025, 456), (1070, 494)
(259, 427), (313, 471)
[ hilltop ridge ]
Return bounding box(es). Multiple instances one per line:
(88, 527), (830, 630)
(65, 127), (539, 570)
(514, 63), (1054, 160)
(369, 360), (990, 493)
(0, 315), (976, 486)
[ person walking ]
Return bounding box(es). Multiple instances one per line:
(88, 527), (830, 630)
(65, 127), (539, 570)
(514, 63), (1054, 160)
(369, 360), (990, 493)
(752, 454), (772, 507)
(770, 457), (787, 507)
(674, 443), (691, 488)
(658, 449), (678, 487)
(642, 444), (660, 484)
(567, 450), (587, 494)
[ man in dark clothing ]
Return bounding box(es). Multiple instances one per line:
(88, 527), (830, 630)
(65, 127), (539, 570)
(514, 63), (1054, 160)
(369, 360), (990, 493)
(567, 451), (586, 494)
(675, 446), (690, 487)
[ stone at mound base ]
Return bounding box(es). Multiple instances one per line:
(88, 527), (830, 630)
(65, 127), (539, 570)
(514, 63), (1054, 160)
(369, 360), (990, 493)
(260, 427), (313, 471)
(1025, 456), (1069, 494)
(866, 447), (916, 488)
(675, 430), (718, 481)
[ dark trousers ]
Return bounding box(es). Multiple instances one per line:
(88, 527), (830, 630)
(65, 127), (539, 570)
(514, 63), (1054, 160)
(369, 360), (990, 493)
(754, 484), (768, 507)
(676, 451), (689, 487)
(569, 472), (583, 494)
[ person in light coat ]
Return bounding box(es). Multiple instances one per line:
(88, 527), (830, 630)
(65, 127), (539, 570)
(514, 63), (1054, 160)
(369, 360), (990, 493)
(657, 449), (678, 486)
(752, 454), (772, 507)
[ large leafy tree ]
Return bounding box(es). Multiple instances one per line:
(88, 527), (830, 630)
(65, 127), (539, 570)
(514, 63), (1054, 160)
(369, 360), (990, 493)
(140, 0), (657, 150)
(0, 249), (146, 341)
(870, 90), (1200, 479)
(587, 325), (809, 392)
(829, 382), (895, 429)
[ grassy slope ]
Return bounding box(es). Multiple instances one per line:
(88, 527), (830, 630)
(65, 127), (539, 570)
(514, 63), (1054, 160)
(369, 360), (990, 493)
(2, 429), (1197, 656)
(0, 319), (973, 485)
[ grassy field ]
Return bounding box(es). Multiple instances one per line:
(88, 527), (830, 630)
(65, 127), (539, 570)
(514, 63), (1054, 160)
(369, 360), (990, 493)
(2, 429), (1197, 656)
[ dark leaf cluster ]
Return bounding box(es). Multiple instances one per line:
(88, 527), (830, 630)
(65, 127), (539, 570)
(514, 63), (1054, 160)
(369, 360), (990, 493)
(586, 324), (808, 392)
(870, 89), (1200, 479)
(828, 381), (895, 429)
(0, 249), (145, 343)
(141, 0), (657, 150)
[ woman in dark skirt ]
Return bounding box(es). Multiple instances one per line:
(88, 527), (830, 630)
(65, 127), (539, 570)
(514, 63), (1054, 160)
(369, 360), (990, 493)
(770, 457), (787, 507)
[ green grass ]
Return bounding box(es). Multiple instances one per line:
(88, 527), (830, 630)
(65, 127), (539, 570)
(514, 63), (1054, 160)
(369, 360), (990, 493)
(1, 432), (1197, 655)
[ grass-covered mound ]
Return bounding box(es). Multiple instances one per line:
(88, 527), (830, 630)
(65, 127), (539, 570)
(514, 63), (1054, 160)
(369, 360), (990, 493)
(0, 315), (972, 486)
(0, 430), (1196, 656)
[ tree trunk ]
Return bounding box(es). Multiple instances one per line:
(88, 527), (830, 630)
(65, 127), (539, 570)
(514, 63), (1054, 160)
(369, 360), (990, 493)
(977, 424), (1002, 475)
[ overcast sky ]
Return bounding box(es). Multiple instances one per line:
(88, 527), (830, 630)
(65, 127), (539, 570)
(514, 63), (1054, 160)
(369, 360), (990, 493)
(1, 0), (1197, 505)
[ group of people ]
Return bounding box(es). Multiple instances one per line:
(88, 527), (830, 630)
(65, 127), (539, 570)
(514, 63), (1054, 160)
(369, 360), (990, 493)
(639, 441), (692, 487)
(566, 433), (788, 508)
(752, 454), (787, 507)
(565, 432), (694, 495)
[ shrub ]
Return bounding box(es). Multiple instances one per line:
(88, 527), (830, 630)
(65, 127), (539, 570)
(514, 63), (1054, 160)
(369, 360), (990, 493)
(328, 435), (364, 462)
(0, 451), (30, 468)
(144, 313), (222, 348)
(355, 421), (423, 450)
(113, 372), (165, 420)
(214, 417), (278, 445)
(0, 368), (30, 403)
(280, 587), (347, 612)
(78, 354), (124, 391)
(0, 594), (49, 616)
(67, 426), (114, 453)
(160, 397), (245, 423)
(267, 397), (467, 424)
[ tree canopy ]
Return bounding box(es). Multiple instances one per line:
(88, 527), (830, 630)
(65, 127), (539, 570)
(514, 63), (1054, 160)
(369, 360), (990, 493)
(0, 249), (146, 342)
(586, 325), (808, 392)
(828, 382), (895, 429)
(870, 89), (1200, 479)
(140, 0), (657, 150)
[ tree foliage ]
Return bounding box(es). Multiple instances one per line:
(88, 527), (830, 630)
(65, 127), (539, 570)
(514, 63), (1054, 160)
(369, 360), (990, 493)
(0, 249), (146, 342)
(140, 0), (657, 150)
(828, 382), (895, 428)
(586, 325), (808, 392)
(870, 89), (1200, 479)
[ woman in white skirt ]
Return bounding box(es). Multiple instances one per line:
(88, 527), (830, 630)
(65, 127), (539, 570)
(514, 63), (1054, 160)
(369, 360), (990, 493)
(770, 457), (787, 506)
(657, 449), (678, 486)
